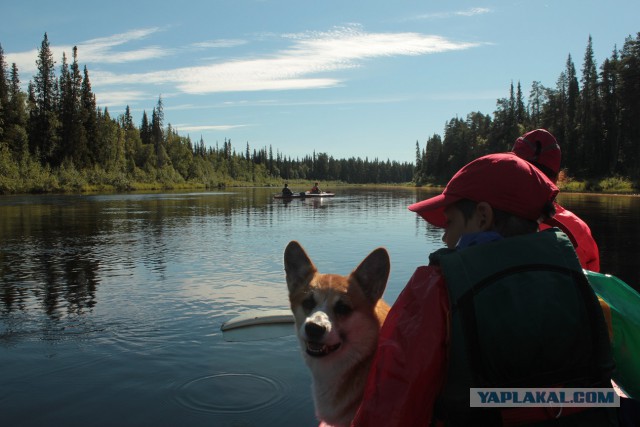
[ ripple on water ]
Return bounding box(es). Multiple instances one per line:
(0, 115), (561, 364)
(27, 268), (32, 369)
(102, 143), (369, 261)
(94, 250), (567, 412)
(174, 373), (287, 414)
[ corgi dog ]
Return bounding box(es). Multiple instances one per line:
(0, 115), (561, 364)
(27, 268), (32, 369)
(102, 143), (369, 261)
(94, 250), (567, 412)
(284, 241), (390, 427)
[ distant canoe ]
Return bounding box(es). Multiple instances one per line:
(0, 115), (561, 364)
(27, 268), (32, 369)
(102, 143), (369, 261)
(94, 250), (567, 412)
(274, 191), (335, 199)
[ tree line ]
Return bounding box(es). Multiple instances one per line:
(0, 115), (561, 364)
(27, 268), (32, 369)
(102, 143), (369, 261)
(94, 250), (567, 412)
(415, 33), (640, 187)
(0, 34), (413, 194)
(1, 32), (639, 194)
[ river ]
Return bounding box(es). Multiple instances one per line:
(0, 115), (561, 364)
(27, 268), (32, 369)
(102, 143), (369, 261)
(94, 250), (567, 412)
(0, 187), (638, 426)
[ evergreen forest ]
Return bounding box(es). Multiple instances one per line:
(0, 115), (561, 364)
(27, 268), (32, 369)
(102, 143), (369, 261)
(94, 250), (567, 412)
(0, 32), (639, 194)
(415, 33), (640, 191)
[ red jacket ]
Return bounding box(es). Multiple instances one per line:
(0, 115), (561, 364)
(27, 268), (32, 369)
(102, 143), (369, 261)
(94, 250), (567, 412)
(542, 202), (600, 272)
(352, 266), (449, 427)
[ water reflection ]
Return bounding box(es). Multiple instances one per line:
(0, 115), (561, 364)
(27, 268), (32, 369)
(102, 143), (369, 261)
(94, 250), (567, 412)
(0, 203), (100, 318)
(557, 193), (640, 290)
(0, 191), (278, 318)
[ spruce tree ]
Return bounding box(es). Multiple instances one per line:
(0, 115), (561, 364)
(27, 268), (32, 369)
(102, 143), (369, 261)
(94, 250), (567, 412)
(123, 105), (133, 130)
(562, 54), (580, 175)
(151, 96), (166, 168)
(31, 33), (60, 164)
(70, 47), (86, 167)
(600, 47), (620, 174)
(414, 140), (422, 179)
(515, 81), (527, 126)
(5, 62), (29, 159)
(80, 65), (97, 165)
(489, 83), (517, 153)
(8, 63), (29, 156)
(528, 81), (546, 128)
(567, 56), (580, 167)
(0, 43), (9, 143)
(424, 134), (443, 180)
(58, 51), (72, 161)
(140, 111), (151, 146)
(579, 35), (602, 176)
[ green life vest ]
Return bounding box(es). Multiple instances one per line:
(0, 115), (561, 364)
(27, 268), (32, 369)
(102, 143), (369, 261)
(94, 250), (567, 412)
(432, 229), (615, 425)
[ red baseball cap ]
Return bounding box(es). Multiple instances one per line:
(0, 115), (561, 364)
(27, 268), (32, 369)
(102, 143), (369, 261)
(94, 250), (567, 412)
(512, 129), (561, 175)
(408, 153), (558, 228)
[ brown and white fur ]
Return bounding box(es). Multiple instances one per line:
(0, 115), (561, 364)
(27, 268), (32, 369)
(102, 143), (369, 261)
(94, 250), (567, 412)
(284, 241), (390, 427)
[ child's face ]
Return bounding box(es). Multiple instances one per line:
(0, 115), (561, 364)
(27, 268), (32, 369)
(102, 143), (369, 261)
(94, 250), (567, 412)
(442, 204), (484, 249)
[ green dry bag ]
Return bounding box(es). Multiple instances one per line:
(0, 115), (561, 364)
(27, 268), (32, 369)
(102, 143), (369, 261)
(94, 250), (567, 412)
(586, 270), (640, 399)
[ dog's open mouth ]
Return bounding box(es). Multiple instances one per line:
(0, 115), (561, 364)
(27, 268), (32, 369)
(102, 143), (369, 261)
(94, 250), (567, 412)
(306, 341), (341, 357)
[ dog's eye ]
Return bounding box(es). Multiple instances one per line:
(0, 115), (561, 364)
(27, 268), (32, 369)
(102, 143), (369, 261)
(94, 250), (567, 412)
(334, 300), (352, 316)
(302, 296), (316, 312)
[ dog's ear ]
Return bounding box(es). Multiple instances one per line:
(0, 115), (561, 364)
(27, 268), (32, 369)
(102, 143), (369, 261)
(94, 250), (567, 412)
(284, 241), (317, 293)
(350, 247), (390, 303)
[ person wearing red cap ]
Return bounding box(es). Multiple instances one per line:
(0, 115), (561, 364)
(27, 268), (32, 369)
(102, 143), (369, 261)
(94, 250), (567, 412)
(352, 153), (615, 427)
(513, 129), (600, 272)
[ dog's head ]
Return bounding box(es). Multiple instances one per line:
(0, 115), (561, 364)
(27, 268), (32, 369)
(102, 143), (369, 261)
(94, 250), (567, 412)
(284, 241), (390, 361)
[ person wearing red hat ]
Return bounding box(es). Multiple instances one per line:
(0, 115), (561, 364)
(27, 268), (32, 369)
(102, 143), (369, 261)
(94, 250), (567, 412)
(352, 153), (615, 427)
(513, 129), (600, 272)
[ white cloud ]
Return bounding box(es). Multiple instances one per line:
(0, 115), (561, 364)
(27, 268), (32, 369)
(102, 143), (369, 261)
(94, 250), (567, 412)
(456, 7), (491, 17)
(173, 124), (249, 132)
(5, 50), (39, 75)
(5, 27), (168, 75)
(6, 25), (483, 97)
(90, 25), (481, 95)
(191, 39), (248, 49)
(409, 7), (491, 21)
(89, 69), (170, 86)
(84, 46), (170, 64)
(93, 90), (149, 107)
(82, 27), (161, 47)
(77, 27), (171, 63)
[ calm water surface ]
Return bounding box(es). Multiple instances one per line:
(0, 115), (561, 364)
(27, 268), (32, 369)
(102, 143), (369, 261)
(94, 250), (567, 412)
(0, 187), (638, 427)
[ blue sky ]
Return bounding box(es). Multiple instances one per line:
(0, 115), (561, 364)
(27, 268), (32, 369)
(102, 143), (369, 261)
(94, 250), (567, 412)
(2, 1), (638, 163)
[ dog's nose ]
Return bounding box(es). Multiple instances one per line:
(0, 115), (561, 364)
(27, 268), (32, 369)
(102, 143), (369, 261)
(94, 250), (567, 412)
(305, 322), (326, 340)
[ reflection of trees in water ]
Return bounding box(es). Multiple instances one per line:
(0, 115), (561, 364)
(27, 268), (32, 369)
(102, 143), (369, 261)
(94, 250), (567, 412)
(0, 237), (99, 318)
(0, 199), (101, 318)
(0, 189), (318, 319)
(559, 193), (640, 292)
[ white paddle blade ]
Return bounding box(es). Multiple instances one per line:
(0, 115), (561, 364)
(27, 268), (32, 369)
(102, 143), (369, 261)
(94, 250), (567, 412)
(221, 310), (295, 342)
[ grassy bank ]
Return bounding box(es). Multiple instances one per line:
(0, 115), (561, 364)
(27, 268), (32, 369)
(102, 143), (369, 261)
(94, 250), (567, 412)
(557, 173), (637, 194)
